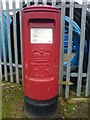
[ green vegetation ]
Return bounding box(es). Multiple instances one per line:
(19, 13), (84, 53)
(2, 81), (89, 119)
(2, 82), (25, 118)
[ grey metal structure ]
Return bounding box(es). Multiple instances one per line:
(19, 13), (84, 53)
(0, 0), (90, 98)
(12, 1), (19, 84)
(77, 1), (87, 97)
(6, 0), (13, 83)
(0, 1), (8, 81)
(65, 0), (74, 98)
(59, 0), (66, 95)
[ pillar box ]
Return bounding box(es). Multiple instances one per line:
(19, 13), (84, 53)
(22, 5), (60, 118)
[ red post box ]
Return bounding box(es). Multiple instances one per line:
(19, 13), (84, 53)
(22, 5), (60, 118)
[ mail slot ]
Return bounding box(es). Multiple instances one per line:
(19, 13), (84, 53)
(22, 5), (60, 118)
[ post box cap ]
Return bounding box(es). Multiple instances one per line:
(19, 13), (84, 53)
(22, 5), (60, 13)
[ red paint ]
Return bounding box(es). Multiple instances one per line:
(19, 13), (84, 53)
(22, 5), (61, 101)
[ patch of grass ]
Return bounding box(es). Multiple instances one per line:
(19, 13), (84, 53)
(58, 97), (74, 118)
(2, 81), (89, 119)
(2, 81), (25, 118)
(64, 103), (74, 118)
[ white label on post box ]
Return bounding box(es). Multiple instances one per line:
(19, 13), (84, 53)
(30, 28), (53, 44)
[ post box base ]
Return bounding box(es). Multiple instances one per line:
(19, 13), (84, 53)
(24, 96), (58, 118)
